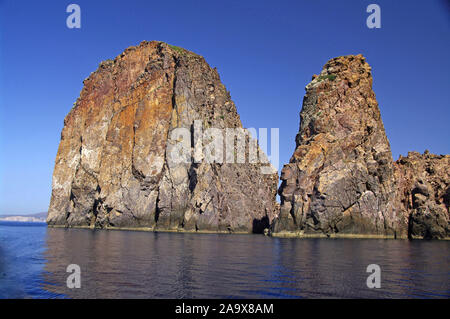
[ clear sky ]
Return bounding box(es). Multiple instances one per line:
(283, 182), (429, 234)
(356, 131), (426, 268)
(0, 0), (449, 214)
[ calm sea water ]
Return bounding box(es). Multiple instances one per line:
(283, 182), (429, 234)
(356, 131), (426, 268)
(0, 221), (449, 299)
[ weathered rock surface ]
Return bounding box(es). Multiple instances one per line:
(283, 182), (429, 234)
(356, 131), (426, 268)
(273, 55), (406, 238)
(47, 41), (278, 233)
(394, 151), (450, 239)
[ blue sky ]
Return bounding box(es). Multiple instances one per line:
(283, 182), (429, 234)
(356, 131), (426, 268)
(0, 0), (449, 214)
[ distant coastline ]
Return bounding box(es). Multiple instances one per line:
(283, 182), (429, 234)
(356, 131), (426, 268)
(0, 212), (47, 223)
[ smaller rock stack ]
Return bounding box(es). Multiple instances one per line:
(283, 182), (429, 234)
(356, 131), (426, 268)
(273, 55), (405, 238)
(394, 151), (450, 239)
(272, 54), (449, 239)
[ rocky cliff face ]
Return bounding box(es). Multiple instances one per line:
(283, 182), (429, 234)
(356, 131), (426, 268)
(394, 152), (449, 239)
(273, 55), (405, 238)
(47, 41), (278, 233)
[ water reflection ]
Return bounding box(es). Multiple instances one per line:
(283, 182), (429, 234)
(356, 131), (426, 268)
(42, 228), (450, 298)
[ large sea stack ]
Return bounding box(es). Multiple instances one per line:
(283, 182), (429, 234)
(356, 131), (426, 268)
(47, 41), (278, 233)
(273, 55), (405, 238)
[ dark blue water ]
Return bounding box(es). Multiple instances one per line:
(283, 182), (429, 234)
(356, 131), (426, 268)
(0, 221), (449, 299)
(0, 222), (60, 298)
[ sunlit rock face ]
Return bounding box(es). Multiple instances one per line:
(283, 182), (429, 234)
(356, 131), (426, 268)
(273, 55), (406, 238)
(394, 151), (449, 239)
(47, 41), (278, 233)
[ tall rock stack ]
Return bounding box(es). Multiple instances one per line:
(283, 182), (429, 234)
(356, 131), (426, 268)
(394, 152), (449, 239)
(47, 41), (278, 233)
(273, 55), (406, 238)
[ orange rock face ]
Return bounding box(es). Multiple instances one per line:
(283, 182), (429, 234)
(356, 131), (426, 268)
(47, 41), (278, 232)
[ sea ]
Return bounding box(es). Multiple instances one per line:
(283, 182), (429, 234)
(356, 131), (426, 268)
(0, 221), (449, 298)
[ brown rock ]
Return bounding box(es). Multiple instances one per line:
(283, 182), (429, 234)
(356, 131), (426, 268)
(47, 41), (278, 233)
(394, 152), (450, 239)
(273, 55), (406, 238)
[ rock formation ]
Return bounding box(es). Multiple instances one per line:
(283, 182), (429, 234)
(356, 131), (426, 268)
(48, 44), (449, 239)
(273, 55), (405, 238)
(394, 151), (449, 239)
(47, 41), (278, 233)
